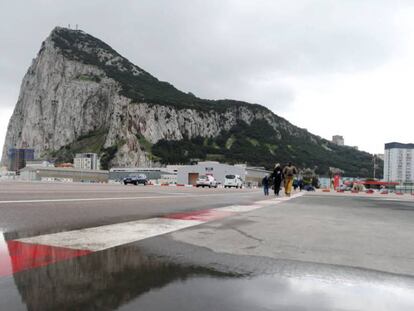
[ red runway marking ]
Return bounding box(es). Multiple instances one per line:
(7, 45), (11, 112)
(0, 240), (91, 277)
(165, 209), (234, 221)
(0, 197), (296, 276)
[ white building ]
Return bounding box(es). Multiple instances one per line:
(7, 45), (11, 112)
(332, 135), (344, 146)
(177, 161), (246, 185)
(74, 153), (100, 170)
(384, 142), (414, 183)
(175, 161), (271, 186)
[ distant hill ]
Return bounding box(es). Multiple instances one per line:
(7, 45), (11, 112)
(1, 27), (381, 177)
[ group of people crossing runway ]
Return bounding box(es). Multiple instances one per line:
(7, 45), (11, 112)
(262, 162), (298, 197)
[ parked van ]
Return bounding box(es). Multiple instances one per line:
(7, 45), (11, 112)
(224, 174), (243, 188)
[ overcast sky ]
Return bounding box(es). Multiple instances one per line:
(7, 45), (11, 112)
(1, 0), (413, 155)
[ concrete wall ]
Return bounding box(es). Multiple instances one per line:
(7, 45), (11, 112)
(20, 167), (108, 183)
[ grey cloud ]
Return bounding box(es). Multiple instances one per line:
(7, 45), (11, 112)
(0, 0), (411, 110)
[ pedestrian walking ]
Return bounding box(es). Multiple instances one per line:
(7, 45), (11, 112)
(299, 179), (304, 191)
(271, 163), (283, 196)
(293, 179), (299, 191)
(283, 162), (298, 197)
(262, 175), (270, 196)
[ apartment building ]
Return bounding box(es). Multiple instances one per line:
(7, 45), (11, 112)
(74, 153), (100, 170)
(384, 142), (414, 183)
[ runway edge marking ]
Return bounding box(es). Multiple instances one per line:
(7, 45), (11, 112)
(1, 192), (304, 276)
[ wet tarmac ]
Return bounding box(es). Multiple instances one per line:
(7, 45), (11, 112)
(118, 274), (414, 311)
(1, 232), (414, 311)
(2, 183), (414, 310)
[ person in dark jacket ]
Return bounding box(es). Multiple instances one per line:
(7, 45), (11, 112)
(262, 175), (270, 196)
(271, 163), (283, 196)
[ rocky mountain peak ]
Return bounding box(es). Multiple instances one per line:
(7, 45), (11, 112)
(48, 27), (146, 77)
(1, 27), (379, 177)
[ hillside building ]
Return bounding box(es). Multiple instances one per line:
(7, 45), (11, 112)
(332, 135), (344, 146)
(384, 142), (414, 183)
(74, 153), (100, 170)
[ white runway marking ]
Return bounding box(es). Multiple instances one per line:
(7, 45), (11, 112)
(214, 205), (263, 213)
(15, 192), (305, 251)
(0, 191), (261, 204)
(18, 218), (203, 251)
(0, 195), (188, 204)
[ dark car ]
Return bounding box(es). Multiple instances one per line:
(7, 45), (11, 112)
(303, 185), (316, 191)
(123, 174), (148, 185)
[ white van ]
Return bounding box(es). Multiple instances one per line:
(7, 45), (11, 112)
(224, 174), (243, 188)
(196, 175), (218, 188)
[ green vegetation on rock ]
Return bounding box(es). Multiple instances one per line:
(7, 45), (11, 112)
(152, 120), (382, 177)
(100, 145), (118, 170)
(47, 28), (382, 178)
(50, 128), (107, 164)
(75, 74), (101, 83)
(51, 28), (266, 113)
(136, 134), (153, 153)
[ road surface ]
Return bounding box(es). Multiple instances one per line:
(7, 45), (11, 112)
(1, 181), (414, 310)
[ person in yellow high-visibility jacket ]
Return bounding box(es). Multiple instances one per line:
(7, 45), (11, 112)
(283, 162), (298, 197)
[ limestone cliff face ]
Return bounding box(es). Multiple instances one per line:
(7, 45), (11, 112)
(1, 27), (298, 167)
(1, 31), (116, 164)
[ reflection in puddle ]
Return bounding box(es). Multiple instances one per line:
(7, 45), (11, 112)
(3, 244), (238, 311)
(0, 241), (413, 311)
(0, 232), (27, 311)
(120, 275), (414, 311)
(0, 233), (13, 276)
(0, 233), (91, 277)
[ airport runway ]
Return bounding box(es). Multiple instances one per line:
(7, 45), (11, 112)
(1, 181), (414, 310)
(0, 181), (264, 236)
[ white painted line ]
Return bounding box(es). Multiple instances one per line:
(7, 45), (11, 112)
(14, 191), (305, 252)
(255, 193), (305, 205)
(255, 200), (279, 205)
(214, 204), (263, 213)
(18, 218), (203, 251)
(0, 195), (187, 204)
(0, 191), (262, 204)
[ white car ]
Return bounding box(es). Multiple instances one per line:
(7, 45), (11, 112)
(196, 175), (218, 188)
(224, 174), (243, 188)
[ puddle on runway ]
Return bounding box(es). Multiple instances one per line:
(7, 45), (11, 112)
(0, 242), (239, 311)
(119, 274), (414, 311)
(0, 239), (413, 311)
(0, 233), (13, 276)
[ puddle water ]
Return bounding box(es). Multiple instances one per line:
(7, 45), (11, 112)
(119, 274), (414, 311)
(0, 240), (413, 310)
(0, 243), (238, 310)
(0, 233), (13, 276)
